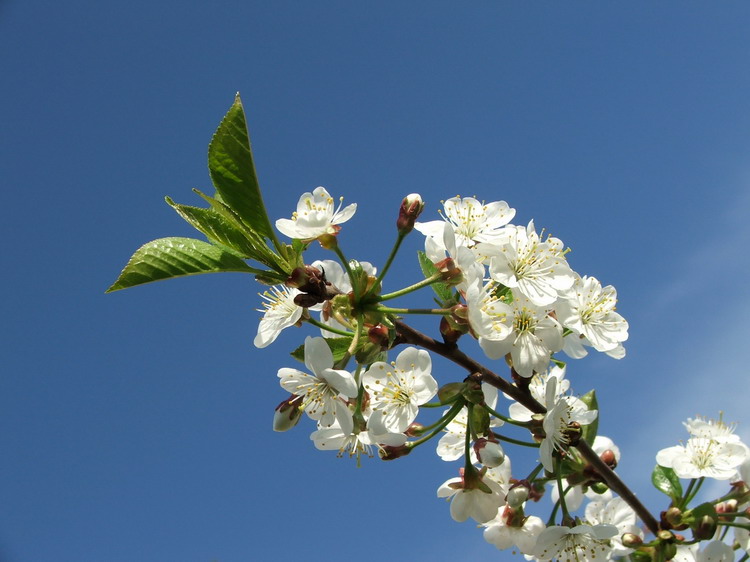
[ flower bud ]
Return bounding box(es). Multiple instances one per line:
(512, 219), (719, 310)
(434, 258), (464, 286)
(405, 422), (425, 437)
(506, 485), (530, 508)
(474, 438), (505, 468)
(396, 193), (425, 234)
(663, 507), (685, 529)
(379, 443), (412, 461)
(599, 449), (617, 469)
(692, 514), (718, 541)
(368, 324), (390, 349)
(620, 533), (643, 548)
(273, 395), (303, 432)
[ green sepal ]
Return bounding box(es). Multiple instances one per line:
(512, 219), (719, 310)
(628, 551), (652, 562)
(683, 502), (718, 527)
(208, 93), (275, 241)
(578, 389), (599, 445)
(106, 237), (261, 292)
(437, 382), (465, 404)
(470, 405), (491, 437)
(417, 251), (456, 304)
(291, 337), (353, 364)
(166, 197), (258, 258)
(651, 465), (683, 503)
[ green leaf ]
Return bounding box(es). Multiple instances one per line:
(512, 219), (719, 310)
(290, 337), (353, 364)
(417, 251), (455, 303)
(579, 389), (599, 445)
(651, 465), (683, 503)
(106, 237), (261, 292)
(166, 197), (258, 258)
(208, 93), (274, 240)
(193, 189), (286, 273)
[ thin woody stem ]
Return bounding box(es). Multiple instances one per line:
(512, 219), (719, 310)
(393, 318), (661, 536)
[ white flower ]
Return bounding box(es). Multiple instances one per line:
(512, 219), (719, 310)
(684, 415), (741, 443)
(310, 416), (406, 465)
(277, 336), (358, 429)
(656, 436), (747, 480)
(508, 364), (569, 422)
(480, 220), (575, 307)
(483, 505), (545, 555)
(534, 523), (617, 562)
(477, 291), (563, 378)
(539, 377), (598, 472)
(585, 497), (642, 558)
(735, 518), (750, 556)
(275, 186), (356, 240)
(437, 384), (500, 461)
(673, 541), (735, 562)
(437, 468), (506, 523)
(309, 259), (376, 335)
(415, 195), (516, 249)
(362, 347), (438, 433)
(466, 279), (513, 343)
(253, 285), (303, 348)
(556, 276), (628, 354)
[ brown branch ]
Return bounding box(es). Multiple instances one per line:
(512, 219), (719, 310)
(393, 318), (661, 535)
(393, 319), (545, 415)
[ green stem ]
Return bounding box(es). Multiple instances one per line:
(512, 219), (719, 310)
(491, 432), (540, 448)
(464, 404), (475, 471)
(682, 477), (705, 508)
(408, 399), (465, 449)
(526, 463), (544, 482)
(377, 306), (452, 315)
(717, 521), (750, 530)
(332, 245), (360, 301)
(482, 403), (532, 428)
(377, 273), (443, 302)
(365, 231), (406, 299)
(305, 316), (353, 337)
(555, 458), (571, 522)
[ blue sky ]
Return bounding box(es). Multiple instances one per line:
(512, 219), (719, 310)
(2, 2), (750, 561)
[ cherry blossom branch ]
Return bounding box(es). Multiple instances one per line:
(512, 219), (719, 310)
(393, 318), (661, 536)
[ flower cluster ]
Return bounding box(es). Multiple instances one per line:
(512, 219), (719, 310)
(112, 105), (750, 562)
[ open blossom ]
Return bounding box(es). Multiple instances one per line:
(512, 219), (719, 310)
(437, 468), (507, 523)
(310, 416), (406, 465)
(585, 497), (643, 558)
(362, 347), (438, 433)
(479, 220), (575, 307)
(508, 364), (569, 422)
(415, 195), (516, 249)
(483, 504), (545, 555)
(275, 186), (356, 240)
(437, 384), (500, 461)
(656, 436), (747, 480)
(556, 275), (628, 354)
(534, 523), (617, 562)
(253, 285), (303, 348)
(277, 336), (358, 430)
(539, 377), (598, 472)
(476, 291), (563, 378)
(673, 541), (735, 562)
(309, 259), (376, 334)
(684, 415), (741, 443)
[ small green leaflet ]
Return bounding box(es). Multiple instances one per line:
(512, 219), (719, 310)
(290, 337), (353, 364)
(106, 237), (262, 292)
(417, 251), (455, 304)
(651, 465), (683, 503)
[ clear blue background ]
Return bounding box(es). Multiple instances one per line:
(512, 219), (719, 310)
(2, 2), (750, 561)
